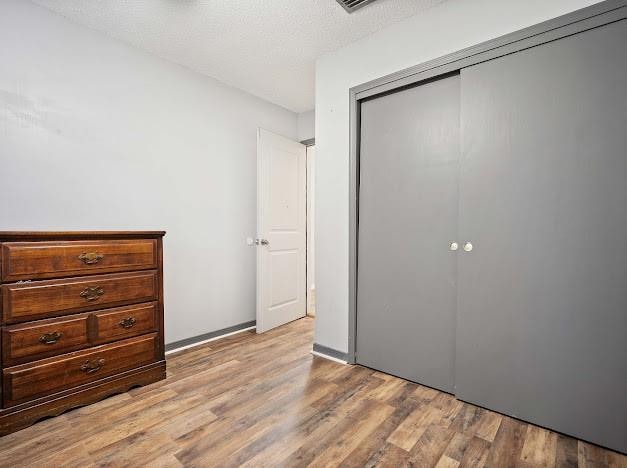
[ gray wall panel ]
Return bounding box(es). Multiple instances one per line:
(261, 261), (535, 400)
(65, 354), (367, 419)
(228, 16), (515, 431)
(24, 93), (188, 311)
(456, 20), (627, 452)
(357, 74), (460, 392)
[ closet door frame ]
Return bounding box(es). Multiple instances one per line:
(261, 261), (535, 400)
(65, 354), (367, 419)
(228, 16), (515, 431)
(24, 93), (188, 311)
(347, 0), (626, 364)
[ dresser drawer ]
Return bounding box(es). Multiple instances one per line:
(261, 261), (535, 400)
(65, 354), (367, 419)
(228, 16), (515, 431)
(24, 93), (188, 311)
(2, 333), (158, 407)
(2, 314), (90, 366)
(93, 302), (158, 345)
(2, 271), (158, 324)
(1, 239), (157, 281)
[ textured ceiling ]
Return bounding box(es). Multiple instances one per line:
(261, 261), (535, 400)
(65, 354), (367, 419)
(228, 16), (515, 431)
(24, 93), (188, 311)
(30, 0), (445, 113)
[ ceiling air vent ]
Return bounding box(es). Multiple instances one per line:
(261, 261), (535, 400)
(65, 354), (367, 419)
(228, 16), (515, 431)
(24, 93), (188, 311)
(336, 0), (378, 13)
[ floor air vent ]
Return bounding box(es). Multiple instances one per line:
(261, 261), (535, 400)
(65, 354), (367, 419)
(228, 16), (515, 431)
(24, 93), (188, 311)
(336, 0), (378, 13)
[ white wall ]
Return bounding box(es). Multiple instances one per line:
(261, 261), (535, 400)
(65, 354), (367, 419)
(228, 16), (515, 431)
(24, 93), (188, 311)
(314, 0), (603, 353)
(297, 109), (315, 142)
(0, 0), (298, 345)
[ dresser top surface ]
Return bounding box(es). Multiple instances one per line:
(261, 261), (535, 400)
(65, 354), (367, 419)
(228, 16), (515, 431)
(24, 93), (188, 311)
(0, 231), (166, 241)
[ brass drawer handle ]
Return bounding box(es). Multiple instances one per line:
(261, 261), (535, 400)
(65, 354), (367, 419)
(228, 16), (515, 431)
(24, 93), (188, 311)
(78, 252), (104, 265)
(119, 317), (137, 329)
(39, 331), (63, 345)
(79, 286), (104, 301)
(80, 358), (105, 374)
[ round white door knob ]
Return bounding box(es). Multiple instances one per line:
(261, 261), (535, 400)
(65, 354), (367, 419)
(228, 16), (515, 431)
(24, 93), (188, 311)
(463, 242), (473, 252)
(449, 242), (459, 251)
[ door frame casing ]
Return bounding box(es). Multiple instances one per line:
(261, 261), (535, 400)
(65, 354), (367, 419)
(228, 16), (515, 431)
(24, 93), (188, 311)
(306, 145), (316, 317)
(347, 0), (627, 363)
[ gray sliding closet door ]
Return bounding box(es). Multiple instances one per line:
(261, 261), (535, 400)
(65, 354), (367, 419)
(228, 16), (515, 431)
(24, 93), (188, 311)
(456, 20), (627, 452)
(357, 73), (460, 392)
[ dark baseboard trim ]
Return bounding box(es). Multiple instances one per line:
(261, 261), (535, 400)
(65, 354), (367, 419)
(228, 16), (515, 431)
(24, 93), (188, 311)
(300, 138), (315, 147)
(165, 320), (256, 352)
(312, 343), (349, 362)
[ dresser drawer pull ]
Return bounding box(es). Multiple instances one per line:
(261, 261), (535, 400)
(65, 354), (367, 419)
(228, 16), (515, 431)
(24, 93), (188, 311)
(80, 358), (105, 374)
(79, 286), (104, 301)
(119, 317), (137, 329)
(78, 252), (104, 265)
(39, 331), (63, 345)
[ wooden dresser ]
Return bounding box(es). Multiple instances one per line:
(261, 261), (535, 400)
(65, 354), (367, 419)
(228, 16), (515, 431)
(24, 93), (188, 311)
(0, 231), (166, 435)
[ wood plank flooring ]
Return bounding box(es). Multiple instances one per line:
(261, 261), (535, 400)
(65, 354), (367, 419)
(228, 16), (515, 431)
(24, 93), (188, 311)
(0, 317), (624, 467)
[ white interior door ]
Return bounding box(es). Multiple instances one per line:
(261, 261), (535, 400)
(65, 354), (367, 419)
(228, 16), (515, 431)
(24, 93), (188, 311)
(256, 128), (307, 333)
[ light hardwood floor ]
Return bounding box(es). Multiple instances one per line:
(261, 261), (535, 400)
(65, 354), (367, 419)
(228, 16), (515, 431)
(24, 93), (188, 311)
(0, 317), (624, 467)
